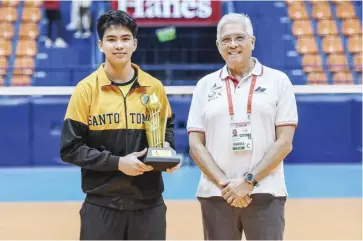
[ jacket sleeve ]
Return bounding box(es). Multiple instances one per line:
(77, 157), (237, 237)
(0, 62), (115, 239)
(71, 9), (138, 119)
(159, 85), (175, 149)
(60, 84), (120, 171)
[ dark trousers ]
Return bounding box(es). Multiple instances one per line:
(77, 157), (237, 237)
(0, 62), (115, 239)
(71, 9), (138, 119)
(45, 9), (64, 40)
(198, 194), (286, 240)
(79, 201), (167, 240)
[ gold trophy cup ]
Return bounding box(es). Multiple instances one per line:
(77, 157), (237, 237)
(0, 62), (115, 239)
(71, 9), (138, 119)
(144, 92), (180, 171)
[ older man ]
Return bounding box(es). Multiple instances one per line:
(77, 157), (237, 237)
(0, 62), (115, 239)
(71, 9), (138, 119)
(187, 13), (298, 240)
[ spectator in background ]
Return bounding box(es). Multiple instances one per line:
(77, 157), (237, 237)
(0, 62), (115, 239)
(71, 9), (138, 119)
(66, 0), (79, 31)
(43, 0), (68, 48)
(74, 0), (92, 39)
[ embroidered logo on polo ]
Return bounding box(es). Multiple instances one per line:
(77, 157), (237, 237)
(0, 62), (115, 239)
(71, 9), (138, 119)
(208, 83), (222, 101)
(254, 86), (266, 93)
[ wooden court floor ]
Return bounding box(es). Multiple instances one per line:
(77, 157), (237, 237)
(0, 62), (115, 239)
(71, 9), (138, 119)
(0, 199), (361, 240)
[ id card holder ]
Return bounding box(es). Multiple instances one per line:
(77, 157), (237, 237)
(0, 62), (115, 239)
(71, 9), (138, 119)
(230, 120), (253, 151)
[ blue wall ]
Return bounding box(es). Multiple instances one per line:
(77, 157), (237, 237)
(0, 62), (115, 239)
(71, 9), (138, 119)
(0, 94), (361, 167)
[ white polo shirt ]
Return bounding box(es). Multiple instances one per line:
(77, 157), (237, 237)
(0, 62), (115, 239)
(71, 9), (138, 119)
(187, 58), (298, 198)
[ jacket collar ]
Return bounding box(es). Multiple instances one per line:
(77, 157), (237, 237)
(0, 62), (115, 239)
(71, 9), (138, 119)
(96, 63), (151, 88)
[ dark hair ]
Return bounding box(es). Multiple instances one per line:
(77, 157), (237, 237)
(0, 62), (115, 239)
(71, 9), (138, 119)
(97, 10), (138, 40)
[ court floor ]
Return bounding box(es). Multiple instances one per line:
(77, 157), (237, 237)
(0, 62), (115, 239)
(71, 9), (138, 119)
(0, 164), (362, 240)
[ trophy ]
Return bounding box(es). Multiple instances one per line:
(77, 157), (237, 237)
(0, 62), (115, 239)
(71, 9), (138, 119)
(144, 92), (180, 171)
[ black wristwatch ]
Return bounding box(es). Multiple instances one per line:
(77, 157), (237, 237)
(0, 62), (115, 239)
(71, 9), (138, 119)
(244, 172), (259, 187)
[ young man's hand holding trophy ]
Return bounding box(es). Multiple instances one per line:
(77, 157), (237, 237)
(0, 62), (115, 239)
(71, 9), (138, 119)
(144, 92), (181, 172)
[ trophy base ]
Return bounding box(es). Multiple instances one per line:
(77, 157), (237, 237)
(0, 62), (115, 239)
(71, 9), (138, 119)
(144, 147), (180, 171)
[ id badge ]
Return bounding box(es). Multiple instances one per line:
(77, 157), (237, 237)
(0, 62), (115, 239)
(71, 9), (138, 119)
(230, 121), (253, 151)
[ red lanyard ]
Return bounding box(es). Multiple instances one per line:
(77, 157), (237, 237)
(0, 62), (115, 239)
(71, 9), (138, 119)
(225, 75), (258, 119)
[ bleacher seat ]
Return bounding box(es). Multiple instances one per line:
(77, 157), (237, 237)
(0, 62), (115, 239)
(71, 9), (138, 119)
(302, 54), (324, 72)
(0, 23), (14, 39)
(19, 23), (40, 40)
(0, 56), (7, 76)
(288, 2), (309, 20)
(22, 7), (42, 23)
(336, 2), (356, 19)
(327, 54), (349, 72)
(293, 20), (314, 36)
(15, 39), (37, 57)
(333, 71), (354, 84)
(0, 39), (12, 56)
(307, 71), (328, 84)
(23, 0), (43, 8)
(13, 57), (34, 76)
(353, 53), (362, 72)
(322, 35), (344, 54)
(317, 20), (339, 36)
(312, 2), (332, 20)
(0, 7), (18, 22)
(342, 18), (361, 36)
(11, 74), (31, 86)
(1, 0), (21, 7)
(348, 35), (362, 53)
(296, 36), (319, 54)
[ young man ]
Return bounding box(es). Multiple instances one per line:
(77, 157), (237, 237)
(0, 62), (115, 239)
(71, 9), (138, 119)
(60, 10), (179, 240)
(187, 13), (298, 240)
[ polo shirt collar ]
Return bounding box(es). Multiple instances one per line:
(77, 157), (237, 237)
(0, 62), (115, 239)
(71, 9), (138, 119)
(219, 57), (264, 82)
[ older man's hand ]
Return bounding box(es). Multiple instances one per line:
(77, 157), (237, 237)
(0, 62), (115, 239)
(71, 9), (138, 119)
(221, 178), (254, 208)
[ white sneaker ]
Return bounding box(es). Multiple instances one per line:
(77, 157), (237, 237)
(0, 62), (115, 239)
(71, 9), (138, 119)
(54, 38), (68, 48)
(66, 22), (77, 31)
(45, 38), (52, 48)
(74, 31), (82, 39)
(82, 31), (91, 39)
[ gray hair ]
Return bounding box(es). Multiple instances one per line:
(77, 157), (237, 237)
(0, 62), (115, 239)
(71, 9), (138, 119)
(216, 13), (254, 40)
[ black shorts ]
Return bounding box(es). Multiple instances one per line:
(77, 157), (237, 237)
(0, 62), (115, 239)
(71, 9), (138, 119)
(79, 201), (167, 240)
(45, 10), (61, 21)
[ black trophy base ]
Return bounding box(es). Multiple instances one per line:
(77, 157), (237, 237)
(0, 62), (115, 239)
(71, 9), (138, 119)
(144, 147), (180, 171)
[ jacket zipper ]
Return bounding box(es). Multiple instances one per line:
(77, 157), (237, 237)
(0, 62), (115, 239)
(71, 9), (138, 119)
(114, 85), (138, 211)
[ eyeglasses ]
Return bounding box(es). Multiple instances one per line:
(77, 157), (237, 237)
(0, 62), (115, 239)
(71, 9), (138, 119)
(219, 35), (249, 46)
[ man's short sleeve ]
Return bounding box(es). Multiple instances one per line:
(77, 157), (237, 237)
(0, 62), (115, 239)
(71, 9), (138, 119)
(275, 75), (298, 127)
(187, 80), (206, 133)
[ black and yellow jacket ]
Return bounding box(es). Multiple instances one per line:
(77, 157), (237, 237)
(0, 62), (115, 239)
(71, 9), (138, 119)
(60, 63), (175, 210)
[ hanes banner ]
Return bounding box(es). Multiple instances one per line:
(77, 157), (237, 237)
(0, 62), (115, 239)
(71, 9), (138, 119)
(112, 0), (221, 26)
